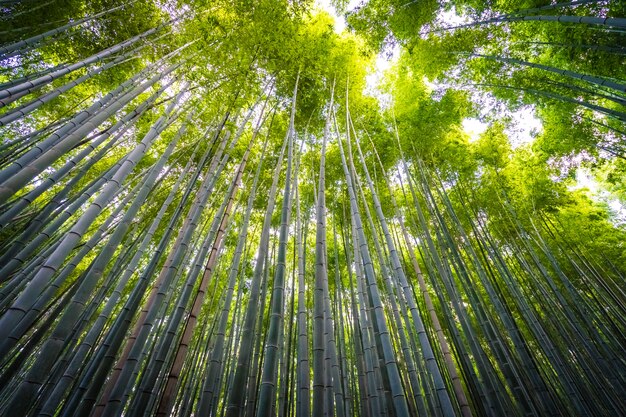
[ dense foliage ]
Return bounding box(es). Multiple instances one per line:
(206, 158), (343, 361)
(0, 1), (624, 416)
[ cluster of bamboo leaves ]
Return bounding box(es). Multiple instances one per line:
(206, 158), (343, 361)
(0, 0), (624, 416)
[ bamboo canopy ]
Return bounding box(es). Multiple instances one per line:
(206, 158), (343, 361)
(0, 0), (625, 416)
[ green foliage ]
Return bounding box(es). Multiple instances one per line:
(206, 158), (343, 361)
(383, 53), (475, 175)
(1, 1), (625, 416)
(473, 122), (510, 169)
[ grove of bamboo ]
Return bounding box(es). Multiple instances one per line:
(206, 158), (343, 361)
(0, 1), (625, 416)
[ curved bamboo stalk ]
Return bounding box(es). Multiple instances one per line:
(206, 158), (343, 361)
(471, 53), (626, 94)
(256, 75), (298, 417)
(38, 139), (203, 417)
(294, 137), (311, 417)
(155, 114), (260, 417)
(0, 63), (181, 198)
(312, 82), (333, 417)
(0, 84), (161, 228)
(196, 134), (270, 417)
(364, 124), (473, 417)
(0, 24), (170, 104)
(335, 105), (411, 417)
(224, 101), (288, 417)
(0, 1), (137, 58)
(1, 84), (187, 416)
(94, 113), (235, 417)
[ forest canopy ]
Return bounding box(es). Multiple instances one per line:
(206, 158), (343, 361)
(0, 0), (625, 416)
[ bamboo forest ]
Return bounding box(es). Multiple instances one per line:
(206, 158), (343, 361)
(1, 0), (626, 416)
